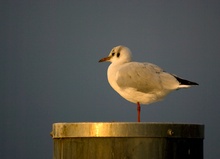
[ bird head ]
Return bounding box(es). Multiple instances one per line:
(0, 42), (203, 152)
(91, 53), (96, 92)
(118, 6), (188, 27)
(99, 45), (132, 64)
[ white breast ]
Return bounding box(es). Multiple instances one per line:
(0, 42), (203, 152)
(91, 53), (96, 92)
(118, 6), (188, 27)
(107, 62), (173, 105)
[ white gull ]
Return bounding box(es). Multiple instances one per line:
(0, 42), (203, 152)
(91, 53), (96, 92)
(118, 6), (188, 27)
(99, 45), (198, 122)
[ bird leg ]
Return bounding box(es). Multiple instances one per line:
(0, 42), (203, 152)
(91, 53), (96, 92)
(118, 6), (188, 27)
(137, 102), (141, 122)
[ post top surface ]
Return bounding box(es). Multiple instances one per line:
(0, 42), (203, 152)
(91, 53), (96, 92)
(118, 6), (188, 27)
(51, 122), (204, 139)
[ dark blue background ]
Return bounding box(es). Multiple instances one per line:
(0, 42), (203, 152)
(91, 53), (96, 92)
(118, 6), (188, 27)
(1, 1), (220, 159)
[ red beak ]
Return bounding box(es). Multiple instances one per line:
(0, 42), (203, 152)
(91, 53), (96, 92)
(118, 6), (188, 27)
(98, 56), (111, 62)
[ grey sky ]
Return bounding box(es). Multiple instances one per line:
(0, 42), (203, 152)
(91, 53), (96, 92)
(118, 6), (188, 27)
(1, 1), (220, 159)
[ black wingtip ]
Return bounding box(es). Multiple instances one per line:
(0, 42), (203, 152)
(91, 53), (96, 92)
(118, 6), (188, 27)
(174, 75), (199, 86)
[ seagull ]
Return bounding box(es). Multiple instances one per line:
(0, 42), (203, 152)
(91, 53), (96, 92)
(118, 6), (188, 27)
(99, 45), (198, 122)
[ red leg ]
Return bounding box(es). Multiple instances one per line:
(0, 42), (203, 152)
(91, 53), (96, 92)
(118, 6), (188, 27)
(137, 102), (141, 122)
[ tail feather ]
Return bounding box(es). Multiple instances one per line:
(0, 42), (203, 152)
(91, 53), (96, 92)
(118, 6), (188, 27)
(174, 75), (199, 88)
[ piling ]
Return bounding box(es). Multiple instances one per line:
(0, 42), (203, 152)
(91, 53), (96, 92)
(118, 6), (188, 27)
(51, 122), (204, 159)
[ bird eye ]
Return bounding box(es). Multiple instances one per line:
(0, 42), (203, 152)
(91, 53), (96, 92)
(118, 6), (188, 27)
(112, 53), (115, 56)
(117, 52), (120, 57)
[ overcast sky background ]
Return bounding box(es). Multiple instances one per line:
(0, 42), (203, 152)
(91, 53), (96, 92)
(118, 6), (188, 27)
(1, 1), (220, 159)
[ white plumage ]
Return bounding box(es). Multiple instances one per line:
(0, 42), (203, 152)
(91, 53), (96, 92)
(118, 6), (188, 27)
(99, 45), (198, 121)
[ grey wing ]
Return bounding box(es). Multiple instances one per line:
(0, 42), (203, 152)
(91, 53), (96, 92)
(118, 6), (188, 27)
(116, 62), (164, 93)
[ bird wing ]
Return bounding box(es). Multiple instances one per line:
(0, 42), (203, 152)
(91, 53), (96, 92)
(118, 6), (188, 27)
(115, 62), (165, 93)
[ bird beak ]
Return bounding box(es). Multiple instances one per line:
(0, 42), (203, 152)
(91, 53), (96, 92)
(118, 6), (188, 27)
(99, 56), (111, 62)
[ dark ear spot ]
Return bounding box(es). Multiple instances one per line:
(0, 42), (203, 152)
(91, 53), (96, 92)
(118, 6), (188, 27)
(117, 52), (120, 57)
